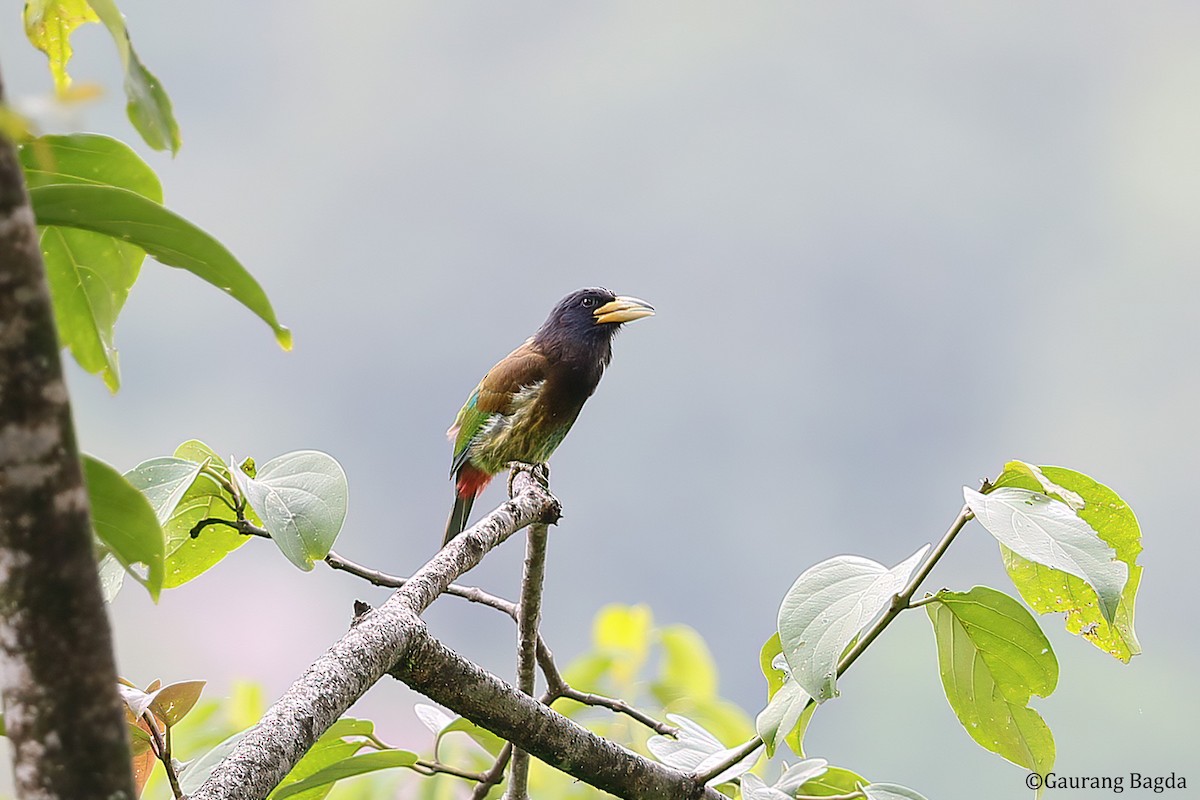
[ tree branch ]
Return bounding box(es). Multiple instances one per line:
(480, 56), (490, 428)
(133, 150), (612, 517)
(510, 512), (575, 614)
(190, 466), (560, 800)
(392, 622), (727, 800)
(0, 77), (137, 798)
(504, 523), (549, 799)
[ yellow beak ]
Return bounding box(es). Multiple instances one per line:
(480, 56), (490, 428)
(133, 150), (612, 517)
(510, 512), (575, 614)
(593, 296), (655, 325)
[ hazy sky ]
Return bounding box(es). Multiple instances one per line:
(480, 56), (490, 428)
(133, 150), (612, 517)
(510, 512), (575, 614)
(2, 3), (1198, 798)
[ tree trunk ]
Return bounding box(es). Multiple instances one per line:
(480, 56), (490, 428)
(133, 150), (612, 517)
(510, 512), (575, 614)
(0, 64), (136, 799)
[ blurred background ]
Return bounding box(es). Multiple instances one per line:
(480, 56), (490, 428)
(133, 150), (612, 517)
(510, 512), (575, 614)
(2, 2), (1198, 797)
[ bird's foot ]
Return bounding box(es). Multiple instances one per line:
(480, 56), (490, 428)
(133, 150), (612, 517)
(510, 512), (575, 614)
(507, 462), (550, 495)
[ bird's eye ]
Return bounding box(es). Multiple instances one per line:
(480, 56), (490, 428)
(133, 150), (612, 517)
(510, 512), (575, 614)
(581, 297), (597, 308)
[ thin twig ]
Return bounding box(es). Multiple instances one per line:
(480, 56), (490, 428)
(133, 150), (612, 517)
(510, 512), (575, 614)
(471, 742), (514, 800)
(504, 520), (550, 800)
(694, 503), (977, 785)
(835, 503), (973, 675)
(411, 758), (489, 782)
(554, 687), (678, 736)
(141, 711), (184, 799)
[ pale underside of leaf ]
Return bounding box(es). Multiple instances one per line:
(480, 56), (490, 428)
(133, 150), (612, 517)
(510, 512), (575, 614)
(965, 486), (1125, 623)
(778, 545), (928, 702)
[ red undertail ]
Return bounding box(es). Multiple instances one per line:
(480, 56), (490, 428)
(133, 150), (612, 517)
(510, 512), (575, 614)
(443, 464), (493, 547)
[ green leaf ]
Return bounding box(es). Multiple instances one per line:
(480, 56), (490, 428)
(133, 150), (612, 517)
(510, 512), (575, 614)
(28, 183), (292, 350)
(19, 134), (162, 391)
(965, 485), (1126, 623)
(269, 718), (373, 800)
(773, 759), (831, 795)
(122, 442), (253, 588)
(757, 632), (815, 756)
(232, 451), (348, 571)
(22, 0), (98, 95)
(993, 465), (1142, 662)
(124, 457), (204, 523)
(127, 721), (152, 753)
(38, 227), (137, 391)
(863, 783), (930, 800)
(795, 766), (869, 797)
(158, 444), (252, 587)
(84, 0), (181, 153)
(926, 586), (1056, 776)
(441, 716), (507, 757)
(83, 455), (164, 600)
(740, 773), (794, 800)
(646, 714), (761, 786)
(755, 677), (813, 757)
(993, 460), (1084, 510)
(759, 633), (786, 697)
(652, 624), (717, 705)
(271, 750), (419, 800)
(96, 545), (126, 602)
(20, 133), (162, 200)
(149, 680), (205, 726)
(778, 545), (928, 702)
(592, 604), (653, 686)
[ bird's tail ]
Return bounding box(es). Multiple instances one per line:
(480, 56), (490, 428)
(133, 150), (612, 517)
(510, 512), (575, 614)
(443, 492), (476, 547)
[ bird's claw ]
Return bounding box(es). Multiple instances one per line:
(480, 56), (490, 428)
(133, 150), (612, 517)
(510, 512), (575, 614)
(507, 462), (550, 495)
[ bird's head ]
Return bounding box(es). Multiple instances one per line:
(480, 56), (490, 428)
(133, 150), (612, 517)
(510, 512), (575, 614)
(539, 288), (655, 338)
(534, 288), (654, 364)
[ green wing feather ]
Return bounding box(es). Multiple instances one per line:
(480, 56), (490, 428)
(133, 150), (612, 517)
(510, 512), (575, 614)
(449, 388), (490, 476)
(447, 340), (549, 477)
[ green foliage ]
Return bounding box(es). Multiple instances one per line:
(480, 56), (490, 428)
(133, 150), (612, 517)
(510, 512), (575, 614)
(23, 0), (180, 152)
(19, 133), (159, 390)
(86, 0), (181, 153)
(966, 484), (1126, 623)
(926, 587), (1057, 778)
(17, 130), (289, 391)
(84, 454), (164, 600)
(272, 751), (420, 800)
(154, 441), (253, 587)
(231, 451), (349, 571)
(22, 0), (98, 95)
(862, 784), (930, 800)
(755, 633), (814, 758)
(90, 440), (347, 600)
(793, 765), (868, 796)
(748, 461), (1141, 798)
(777, 546), (927, 702)
(29, 183), (292, 351)
(992, 462), (1143, 661)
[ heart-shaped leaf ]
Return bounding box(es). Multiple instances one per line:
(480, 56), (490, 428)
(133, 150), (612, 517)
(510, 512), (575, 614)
(232, 451), (348, 571)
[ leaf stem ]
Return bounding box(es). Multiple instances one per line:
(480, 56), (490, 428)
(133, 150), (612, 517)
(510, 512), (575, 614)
(835, 503), (972, 676)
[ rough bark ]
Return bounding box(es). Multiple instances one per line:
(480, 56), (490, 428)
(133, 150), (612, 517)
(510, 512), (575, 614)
(0, 68), (136, 799)
(394, 624), (726, 800)
(504, 523), (549, 799)
(191, 468), (562, 800)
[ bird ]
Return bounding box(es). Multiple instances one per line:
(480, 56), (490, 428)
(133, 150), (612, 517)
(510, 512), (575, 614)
(443, 288), (654, 545)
